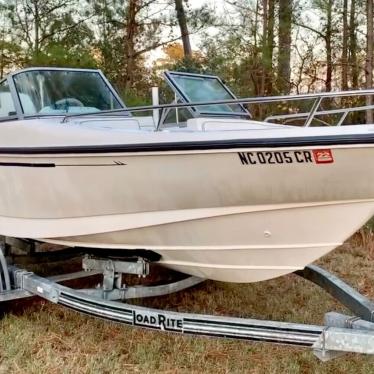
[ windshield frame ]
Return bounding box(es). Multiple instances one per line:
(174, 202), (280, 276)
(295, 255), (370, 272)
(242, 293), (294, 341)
(164, 71), (251, 119)
(2, 67), (126, 120)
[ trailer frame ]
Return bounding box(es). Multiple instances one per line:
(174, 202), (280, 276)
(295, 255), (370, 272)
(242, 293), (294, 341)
(1, 240), (374, 362)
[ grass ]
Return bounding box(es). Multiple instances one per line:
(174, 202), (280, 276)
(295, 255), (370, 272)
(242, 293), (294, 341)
(1, 233), (374, 373)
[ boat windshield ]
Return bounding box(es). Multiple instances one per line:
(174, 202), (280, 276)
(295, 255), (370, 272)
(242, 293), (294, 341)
(164, 71), (250, 118)
(12, 70), (123, 116)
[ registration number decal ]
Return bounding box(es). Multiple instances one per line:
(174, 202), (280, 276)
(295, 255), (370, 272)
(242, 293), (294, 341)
(238, 149), (334, 165)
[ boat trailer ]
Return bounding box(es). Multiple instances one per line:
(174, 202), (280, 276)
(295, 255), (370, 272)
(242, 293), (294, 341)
(1, 239), (374, 361)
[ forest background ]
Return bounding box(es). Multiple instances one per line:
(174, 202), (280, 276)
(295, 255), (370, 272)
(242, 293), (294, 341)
(0, 0), (372, 110)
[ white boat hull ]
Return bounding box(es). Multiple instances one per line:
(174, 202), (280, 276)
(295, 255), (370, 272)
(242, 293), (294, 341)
(1, 129), (374, 282)
(38, 200), (374, 282)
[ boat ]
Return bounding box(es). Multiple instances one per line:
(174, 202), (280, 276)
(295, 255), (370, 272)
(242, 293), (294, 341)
(0, 66), (374, 283)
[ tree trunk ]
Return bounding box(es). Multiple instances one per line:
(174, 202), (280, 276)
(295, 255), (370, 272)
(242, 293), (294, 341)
(366, 0), (373, 123)
(349, 0), (358, 88)
(254, 0), (259, 48)
(325, 0), (333, 92)
(124, 0), (139, 91)
(277, 0), (292, 94)
(264, 0), (275, 94)
(0, 46), (3, 80)
(175, 0), (192, 58)
(260, 0), (268, 95)
(251, 0), (261, 97)
(33, 0), (40, 57)
(342, 0), (348, 90)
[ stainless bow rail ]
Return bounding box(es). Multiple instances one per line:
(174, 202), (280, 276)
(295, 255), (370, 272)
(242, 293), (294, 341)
(2, 242), (374, 362)
(56, 88), (374, 129)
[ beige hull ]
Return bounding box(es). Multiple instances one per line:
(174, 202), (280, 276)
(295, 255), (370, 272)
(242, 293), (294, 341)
(1, 139), (374, 282)
(38, 200), (374, 282)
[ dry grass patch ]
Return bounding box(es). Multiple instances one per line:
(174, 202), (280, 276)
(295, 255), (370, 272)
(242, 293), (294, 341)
(1, 235), (374, 372)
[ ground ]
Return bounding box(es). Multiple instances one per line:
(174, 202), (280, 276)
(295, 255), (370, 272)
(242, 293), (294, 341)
(0, 233), (374, 373)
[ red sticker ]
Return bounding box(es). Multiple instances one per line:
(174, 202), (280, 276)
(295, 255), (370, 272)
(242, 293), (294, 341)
(312, 149), (334, 164)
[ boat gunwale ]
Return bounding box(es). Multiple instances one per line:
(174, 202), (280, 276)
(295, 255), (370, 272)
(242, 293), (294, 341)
(1, 133), (374, 155)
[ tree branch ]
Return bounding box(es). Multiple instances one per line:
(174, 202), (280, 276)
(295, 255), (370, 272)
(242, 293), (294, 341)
(294, 21), (326, 40)
(39, 15), (93, 44)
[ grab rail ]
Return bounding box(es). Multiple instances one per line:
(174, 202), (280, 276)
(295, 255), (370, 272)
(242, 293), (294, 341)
(57, 88), (374, 129)
(265, 104), (374, 127)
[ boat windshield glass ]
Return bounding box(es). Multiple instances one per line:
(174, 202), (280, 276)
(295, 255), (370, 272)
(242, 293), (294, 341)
(165, 72), (249, 117)
(12, 70), (123, 115)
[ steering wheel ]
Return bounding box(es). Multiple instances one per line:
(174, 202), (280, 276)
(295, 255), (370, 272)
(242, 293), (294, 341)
(53, 97), (84, 110)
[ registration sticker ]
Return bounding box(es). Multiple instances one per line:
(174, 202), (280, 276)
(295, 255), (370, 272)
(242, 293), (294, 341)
(238, 149), (334, 165)
(312, 149), (334, 164)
